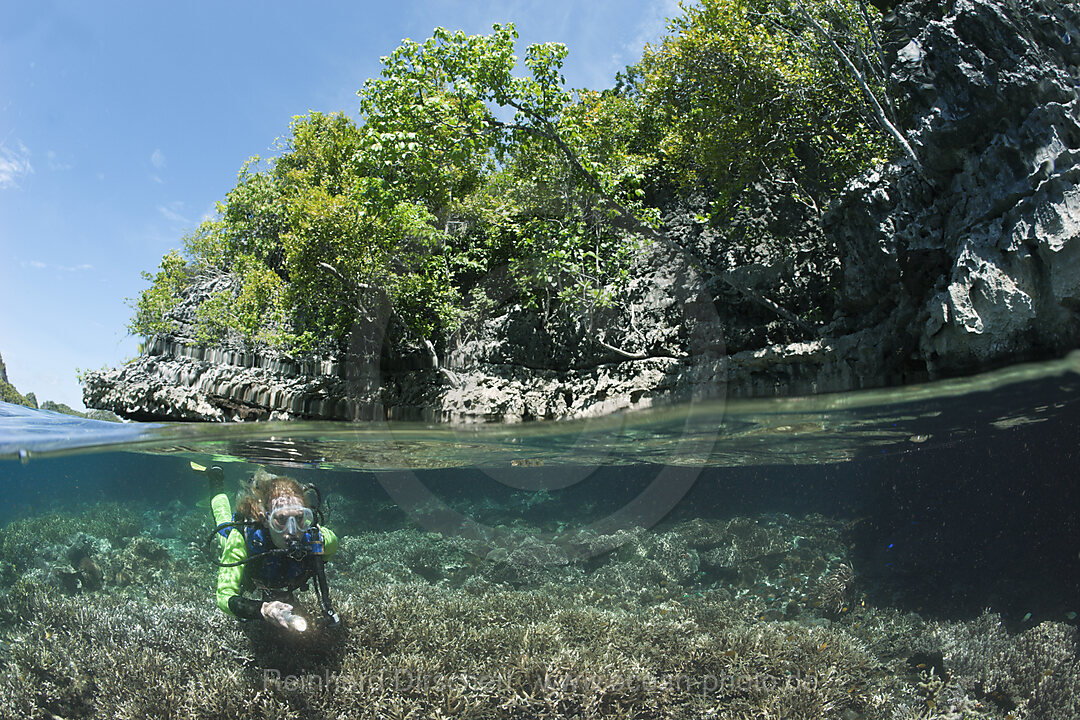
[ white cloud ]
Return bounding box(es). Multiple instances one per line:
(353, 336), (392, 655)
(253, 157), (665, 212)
(21, 260), (93, 272)
(612, 0), (680, 68)
(158, 201), (190, 224)
(199, 201), (221, 224)
(0, 140), (33, 189)
(151, 148), (166, 169)
(46, 150), (73, 171)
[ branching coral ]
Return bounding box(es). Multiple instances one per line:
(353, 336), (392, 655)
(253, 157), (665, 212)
(0, 506), (1075, 719)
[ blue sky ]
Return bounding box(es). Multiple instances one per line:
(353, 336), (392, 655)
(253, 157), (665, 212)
(0, 0), (679, 410)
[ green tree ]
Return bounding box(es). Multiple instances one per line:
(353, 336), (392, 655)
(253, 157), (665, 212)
(359, 25), (646, 327)
(128, 250), (188, 337)
(0, 379), (35, 408)
(635, 0), (893, 213)
(173, 112), (464, 354)
(129, 6), (902, 357)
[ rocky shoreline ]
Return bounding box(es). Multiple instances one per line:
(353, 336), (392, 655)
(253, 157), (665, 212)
(84, 0), (1080, 422)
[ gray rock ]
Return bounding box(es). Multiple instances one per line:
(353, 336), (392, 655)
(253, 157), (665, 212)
(828, 0), (1080, 378)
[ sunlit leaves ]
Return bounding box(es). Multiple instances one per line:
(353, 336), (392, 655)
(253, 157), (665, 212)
(128, 251), (188, 337)
(636, 0), (891, 213)
(359, 22), (641, 324)
(130, 5), (896, 357)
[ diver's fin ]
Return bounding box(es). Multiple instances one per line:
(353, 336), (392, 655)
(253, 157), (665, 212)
(191, 460), (225, 495)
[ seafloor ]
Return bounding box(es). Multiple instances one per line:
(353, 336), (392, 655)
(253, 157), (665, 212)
(0, 491), (1076, 720)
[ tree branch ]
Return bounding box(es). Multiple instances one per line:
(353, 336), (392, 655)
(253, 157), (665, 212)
(795, 0), (924, 174)
(595, 337), (649, 360)
(317, 261), (354, 292)
(319, 261), (459, 384)
(496, 98), (819, 334)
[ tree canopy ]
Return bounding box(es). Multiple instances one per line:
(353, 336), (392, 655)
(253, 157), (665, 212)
(130, 0), (896, 359)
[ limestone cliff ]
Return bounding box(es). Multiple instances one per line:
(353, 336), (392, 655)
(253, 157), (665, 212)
(83, 0), (1080, 422)
(827, 0), (1080, 379)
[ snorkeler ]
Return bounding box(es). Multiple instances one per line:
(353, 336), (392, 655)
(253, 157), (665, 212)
(193, 463), (341, 631)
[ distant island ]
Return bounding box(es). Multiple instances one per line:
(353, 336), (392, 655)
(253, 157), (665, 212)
(0, 351), (120, 422)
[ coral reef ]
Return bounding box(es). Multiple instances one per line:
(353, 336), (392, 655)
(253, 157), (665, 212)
(2, 501), (1075, 719)
(0, 504), (144, 572)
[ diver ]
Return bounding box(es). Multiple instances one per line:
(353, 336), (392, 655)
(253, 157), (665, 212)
(194, 463), (341, 631)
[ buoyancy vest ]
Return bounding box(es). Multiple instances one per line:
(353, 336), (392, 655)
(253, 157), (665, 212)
(219, 514), (325, 592)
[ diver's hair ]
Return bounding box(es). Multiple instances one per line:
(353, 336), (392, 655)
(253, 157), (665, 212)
(235, 468), (309, 521)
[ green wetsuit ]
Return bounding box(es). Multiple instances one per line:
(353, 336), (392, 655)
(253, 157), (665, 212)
(211, 492), (338, 619)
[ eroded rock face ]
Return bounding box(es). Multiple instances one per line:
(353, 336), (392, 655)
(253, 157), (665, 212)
(82, 246), (731, 422)
(828, 0), (1080, 377)
(84, 0), (1080, 422)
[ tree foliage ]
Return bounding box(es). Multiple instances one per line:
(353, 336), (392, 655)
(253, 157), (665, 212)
(0, 379), (36, 409)
(635, 0), (891, 212)
(130, 0), (899, 357)
(128, 250), (188, 337)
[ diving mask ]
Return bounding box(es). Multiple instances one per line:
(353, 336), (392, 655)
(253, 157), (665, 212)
(267, 504), (314, 538)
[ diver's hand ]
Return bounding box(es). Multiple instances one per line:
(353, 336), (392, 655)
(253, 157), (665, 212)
(261, 601), (307, 631)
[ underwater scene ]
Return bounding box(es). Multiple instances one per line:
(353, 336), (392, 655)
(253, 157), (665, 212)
(0, 355), (1078, 720)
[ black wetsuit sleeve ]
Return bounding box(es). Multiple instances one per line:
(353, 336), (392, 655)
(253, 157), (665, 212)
(227, 595), (265, 620)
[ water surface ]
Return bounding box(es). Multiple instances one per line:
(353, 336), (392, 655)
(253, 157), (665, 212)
(1, 355), (1078, 719)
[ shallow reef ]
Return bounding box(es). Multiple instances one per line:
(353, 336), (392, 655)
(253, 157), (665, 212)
(0, 505), (1076, 719)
